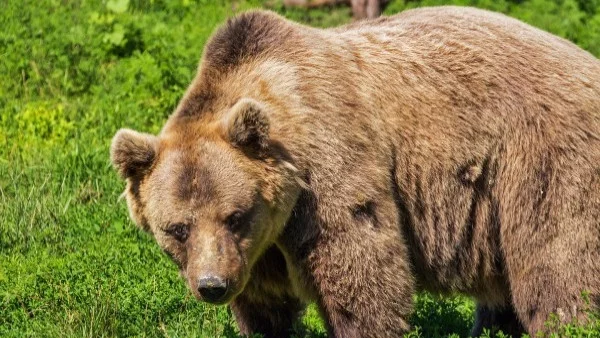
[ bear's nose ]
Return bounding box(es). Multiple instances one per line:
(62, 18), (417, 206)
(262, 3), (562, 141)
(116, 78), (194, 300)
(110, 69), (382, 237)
(197, 276), (228, 303)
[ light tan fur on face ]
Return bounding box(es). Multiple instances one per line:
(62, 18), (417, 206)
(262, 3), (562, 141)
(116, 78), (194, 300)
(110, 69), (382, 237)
(112, 100), (303, 304)
(112, 6), (600, 337)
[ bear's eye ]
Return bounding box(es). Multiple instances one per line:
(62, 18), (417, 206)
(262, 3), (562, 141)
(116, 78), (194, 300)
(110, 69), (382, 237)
(165, 223), (189, 243)
(225, 210), (247, 232)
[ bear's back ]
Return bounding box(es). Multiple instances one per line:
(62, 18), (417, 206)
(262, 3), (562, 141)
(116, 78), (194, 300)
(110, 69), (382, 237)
(320, 6), (600, 140)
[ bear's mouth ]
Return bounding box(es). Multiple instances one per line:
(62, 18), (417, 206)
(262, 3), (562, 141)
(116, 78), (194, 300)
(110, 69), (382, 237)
(199, 292), (230, 305)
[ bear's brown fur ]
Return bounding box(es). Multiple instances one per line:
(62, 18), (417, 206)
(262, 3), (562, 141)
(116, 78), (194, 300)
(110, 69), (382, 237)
(111, 6), (600, 337)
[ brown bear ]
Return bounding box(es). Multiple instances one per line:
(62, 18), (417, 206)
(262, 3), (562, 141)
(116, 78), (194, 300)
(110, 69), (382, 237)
(110, 6), (600, 338)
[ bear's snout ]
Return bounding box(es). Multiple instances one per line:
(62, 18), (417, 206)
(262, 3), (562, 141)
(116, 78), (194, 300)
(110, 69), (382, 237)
(197, 275), (229, 303)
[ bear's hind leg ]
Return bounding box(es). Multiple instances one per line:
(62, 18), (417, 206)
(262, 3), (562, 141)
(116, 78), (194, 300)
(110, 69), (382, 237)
(508, 264), (595, 336)
(471, 303), (526, 338)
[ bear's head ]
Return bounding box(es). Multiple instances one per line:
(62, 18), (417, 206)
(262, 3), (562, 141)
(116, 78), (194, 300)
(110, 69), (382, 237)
(110, 98), (303, 304)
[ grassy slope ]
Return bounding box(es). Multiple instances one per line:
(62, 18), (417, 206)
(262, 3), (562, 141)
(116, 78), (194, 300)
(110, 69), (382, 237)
(0, 0), (598, 337)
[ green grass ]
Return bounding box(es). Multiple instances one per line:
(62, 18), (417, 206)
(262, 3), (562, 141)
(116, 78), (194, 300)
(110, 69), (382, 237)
(1, 0), (599, 337)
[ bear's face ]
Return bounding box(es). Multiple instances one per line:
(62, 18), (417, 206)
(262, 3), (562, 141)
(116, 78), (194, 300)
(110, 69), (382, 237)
(111, 98), (302, 304)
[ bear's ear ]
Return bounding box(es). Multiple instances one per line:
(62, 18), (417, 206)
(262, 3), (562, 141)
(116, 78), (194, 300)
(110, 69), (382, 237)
(110, 129), (158, 179)
(223, 98), (270, 154)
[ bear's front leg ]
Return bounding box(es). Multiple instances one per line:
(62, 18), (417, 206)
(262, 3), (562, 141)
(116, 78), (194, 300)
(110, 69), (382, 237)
(230, 293), (304, 338)
(309, 222), (415, 338)
(230, 246), (305, 338)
